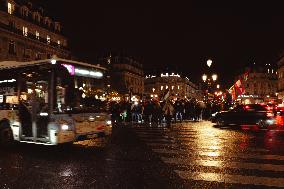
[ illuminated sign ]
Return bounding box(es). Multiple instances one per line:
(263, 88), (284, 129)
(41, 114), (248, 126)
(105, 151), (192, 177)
(74, 68), (103, 78)
(0, 79), (16, 83)
(61, 64), (103, 78)
(161, 73), (180, 77)
(62, 64), (75, 75)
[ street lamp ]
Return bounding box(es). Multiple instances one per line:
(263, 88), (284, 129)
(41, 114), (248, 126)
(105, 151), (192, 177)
(51, 54), (58, 64)
(212, 74), (218, 81)
(207, 59), (212, 68)
(202, 74), (207, 82)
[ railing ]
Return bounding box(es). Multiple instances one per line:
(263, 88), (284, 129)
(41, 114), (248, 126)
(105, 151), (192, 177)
(0, 5), (62, 35)
(0, 21), (69, 51)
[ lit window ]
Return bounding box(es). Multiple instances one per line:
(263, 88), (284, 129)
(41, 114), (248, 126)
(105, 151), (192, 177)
(161, 86), (163, 90)
(36, 31), (40, 40)
(166, 85), (168, 89)
(57, 40), (60, 46)
(22, 26), (28, 36)
(172, 86), (174, 90)
(8, 2), (14, 14)
(47, 35), (50, 44)
(178, 86), (180, 90)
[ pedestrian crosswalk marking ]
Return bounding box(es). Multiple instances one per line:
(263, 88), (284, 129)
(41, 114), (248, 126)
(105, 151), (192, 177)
(152, 148), (284, 161)
(146, 142), (269, 153)
(132, 124), (284, 187)
(175, 170), (284, 188)
(162, 157), (284, 172)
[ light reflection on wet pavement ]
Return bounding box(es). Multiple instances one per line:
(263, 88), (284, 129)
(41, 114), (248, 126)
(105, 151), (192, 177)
(134, 121), (284, 188)
(1, 121), (284, 188)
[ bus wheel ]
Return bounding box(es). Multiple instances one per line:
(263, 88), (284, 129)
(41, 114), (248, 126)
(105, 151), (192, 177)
(0, 124), (14, 146)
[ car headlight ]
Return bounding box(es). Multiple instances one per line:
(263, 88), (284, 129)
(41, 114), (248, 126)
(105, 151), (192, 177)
(106, 120), (112, 125)
(266, 119), (275, 125)
(211, 112), (218, 117)
(61, 124), (69, 131)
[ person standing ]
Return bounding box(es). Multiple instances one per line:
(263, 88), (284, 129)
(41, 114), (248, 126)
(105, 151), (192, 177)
(162, 99), (174, 128)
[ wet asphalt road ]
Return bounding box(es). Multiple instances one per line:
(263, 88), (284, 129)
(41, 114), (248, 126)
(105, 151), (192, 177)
(1, 121), (284, 189)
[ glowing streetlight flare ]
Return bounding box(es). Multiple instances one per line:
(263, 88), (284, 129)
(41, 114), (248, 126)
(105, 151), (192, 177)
(207, 59), (212, 67)
(212, 74), (218, 81)
(202, 74), (207, 82)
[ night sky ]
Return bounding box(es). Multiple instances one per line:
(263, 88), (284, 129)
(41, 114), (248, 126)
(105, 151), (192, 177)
(36, 1), (284, 87)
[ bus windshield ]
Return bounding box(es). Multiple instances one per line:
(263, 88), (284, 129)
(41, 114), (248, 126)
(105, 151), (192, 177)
(0, 61), (107, 114)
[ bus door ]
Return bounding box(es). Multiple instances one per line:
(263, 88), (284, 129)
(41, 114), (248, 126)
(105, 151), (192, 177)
(18, 64), (72, 141)
(17, 68), (51, 140)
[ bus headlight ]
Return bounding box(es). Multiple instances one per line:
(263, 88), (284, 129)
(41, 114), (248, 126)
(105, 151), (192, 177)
(61, 124), (69, 131)
(106, 120), (112, 125)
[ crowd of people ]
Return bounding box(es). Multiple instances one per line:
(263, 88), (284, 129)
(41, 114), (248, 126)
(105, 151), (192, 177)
(109, 97), (227, 128)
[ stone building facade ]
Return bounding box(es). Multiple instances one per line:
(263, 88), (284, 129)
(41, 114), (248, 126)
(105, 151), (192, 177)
(144, 73), (200, 100)
(238, 64), (277, 103)
(277, 57), (284, 100)
(102, 55), (144, 97)
(0, 0), (70, 62)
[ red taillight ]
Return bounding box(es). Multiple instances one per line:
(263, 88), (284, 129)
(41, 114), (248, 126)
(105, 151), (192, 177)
(97, 125), (105, 130)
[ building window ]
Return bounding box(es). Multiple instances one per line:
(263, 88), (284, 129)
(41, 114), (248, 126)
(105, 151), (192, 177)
(8, 20), (15, 29)
(35, 53), (41, 60)
(7, 2), (14, 14)
(23, 48), (31, 58)
(47, 35), (50, 44)
(57, 40), (60, 47)
(8, 40), (16, 54)
(21, 8), (28, 17)
(23, 26), (28, 36)
(34, 14), (39, 22)
(36, 31), (40, 40)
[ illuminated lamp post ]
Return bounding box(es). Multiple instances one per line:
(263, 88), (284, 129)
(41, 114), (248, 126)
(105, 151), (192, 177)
(50, 54), (58, 64)
(202, 59), (218, 102)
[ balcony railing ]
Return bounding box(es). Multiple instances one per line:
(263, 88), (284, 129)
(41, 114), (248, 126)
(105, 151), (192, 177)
(0, 3), (62, 35)
(0, 21), (69, 51)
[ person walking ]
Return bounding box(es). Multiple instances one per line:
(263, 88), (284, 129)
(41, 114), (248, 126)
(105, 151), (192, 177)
(162, 99), (174, 128)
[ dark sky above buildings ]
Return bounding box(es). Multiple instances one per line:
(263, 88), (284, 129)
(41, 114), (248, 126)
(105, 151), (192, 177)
(37, 1), (284, 87)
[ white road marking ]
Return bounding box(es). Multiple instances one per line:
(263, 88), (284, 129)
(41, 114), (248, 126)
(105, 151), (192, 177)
(147, 142), (269, 153)
(152, 148), (284, 161)
(162, 157), (284, 172)
(175, 170), (284, 188)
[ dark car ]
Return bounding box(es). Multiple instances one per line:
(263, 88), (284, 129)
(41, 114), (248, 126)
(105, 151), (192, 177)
(211, 104), (275, 128)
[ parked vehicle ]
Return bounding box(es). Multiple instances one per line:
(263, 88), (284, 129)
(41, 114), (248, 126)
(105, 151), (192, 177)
(211, 104), (275, 128)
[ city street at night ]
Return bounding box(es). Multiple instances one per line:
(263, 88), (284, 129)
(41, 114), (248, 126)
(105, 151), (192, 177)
(1, 121), (284, 188)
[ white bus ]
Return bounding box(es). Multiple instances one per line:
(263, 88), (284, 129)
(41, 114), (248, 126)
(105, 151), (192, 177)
(0, 58), (112, 146)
